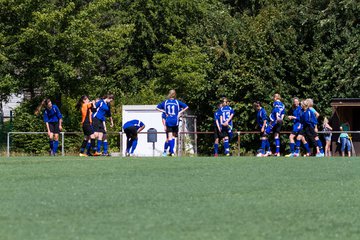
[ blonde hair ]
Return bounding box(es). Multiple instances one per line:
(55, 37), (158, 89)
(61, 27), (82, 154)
(323, 117), (329, 125)
(306, 98), (314, 107)
(301, 100), (308, 109)
(167, 89), (176, 99)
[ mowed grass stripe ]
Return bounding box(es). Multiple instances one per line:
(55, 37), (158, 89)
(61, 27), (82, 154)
(0, 157), (359, 240)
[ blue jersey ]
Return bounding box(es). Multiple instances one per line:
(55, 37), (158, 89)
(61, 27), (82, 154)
(43, 104), (62, 123)
(309, 107), (318, 125)
(157, 99), (188, 127)
(292, 106), (302, 124)
(256, 108), (268, 128)
(214, 108), (222, 127)
(220, 106), (234, 126)
(123, 119), (145, 130)
(270, 100), (285, 122)
(304, 109), (317, 128)
(93, 99), (110, 121)
(105, 103), (112, 118)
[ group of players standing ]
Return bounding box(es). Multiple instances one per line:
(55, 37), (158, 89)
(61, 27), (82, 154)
(252, 94), (325, 157)
(38, 91), (327, 157)
(37, 95), (115, 156)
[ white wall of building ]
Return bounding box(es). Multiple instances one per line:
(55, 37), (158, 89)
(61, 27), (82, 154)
(1, 94), (23, 118)
(122, 105), (170, 157)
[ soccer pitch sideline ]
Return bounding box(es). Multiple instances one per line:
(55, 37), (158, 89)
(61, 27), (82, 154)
(1, 157), (360, 240)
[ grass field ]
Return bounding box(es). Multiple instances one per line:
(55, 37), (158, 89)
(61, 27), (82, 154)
(1, 156), (360, 240)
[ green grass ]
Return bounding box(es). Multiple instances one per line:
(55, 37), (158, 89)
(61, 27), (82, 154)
(1, 156), (360, 240)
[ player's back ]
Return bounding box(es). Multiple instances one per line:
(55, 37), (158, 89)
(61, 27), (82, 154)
(220, 106), (234, 125)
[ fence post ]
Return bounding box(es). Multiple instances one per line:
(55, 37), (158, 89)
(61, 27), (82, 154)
(237, 131), (241, 156)
(194, 118), (197, 156)
(61, 132), (65, 156)
(7, 132), (10, 157)
(119, 132), (123, 156)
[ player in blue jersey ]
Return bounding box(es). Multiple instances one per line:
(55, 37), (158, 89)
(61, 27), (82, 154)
(285, 97), (302, 156)
(76, 95), (100, 157)
(36, 99), (63, 156)
(161, 112), (170, 157)
(253, 101), (271, 157)
(92, 94), (114, 155)
(292, 100), (311, 157)
(123, 119), (145, 157)
(101, 98), (114, 156)
(306, 98), (320, 133)
(213, 102), (223, 157)
(265, 93), (285, 156)
(303, 99), (324, 157)
(156, 89), (189, 156)
(219, 98), (234, 156)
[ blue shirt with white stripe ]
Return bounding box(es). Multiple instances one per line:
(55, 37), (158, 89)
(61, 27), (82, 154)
(123, 120), (145, 130)
(92, 99), (109, 121)
(157, 99), (188, 127)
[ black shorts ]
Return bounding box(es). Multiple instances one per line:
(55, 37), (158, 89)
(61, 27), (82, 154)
(82, 122), (94, 136)
(93, 117), (106, 133)
(166, 125), (179, 135)
(304, 125), (318, 139)
(259, 130), (267, 138)
(272, 123), (282, 134)
(124, 126), (138, 139)
(214, 126), (224, 140)
(48, 122), (60, 134)
(221, 126), (231, 138)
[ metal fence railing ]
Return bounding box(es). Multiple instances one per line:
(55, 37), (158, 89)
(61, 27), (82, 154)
(5, 131), (359, 157)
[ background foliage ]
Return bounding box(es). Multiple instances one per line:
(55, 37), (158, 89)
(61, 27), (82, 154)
(1, 0), (359, 154)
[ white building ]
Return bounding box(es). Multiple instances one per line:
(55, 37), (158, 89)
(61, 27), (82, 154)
(122, 105), (196, 157)
(1, 94), (23, 120)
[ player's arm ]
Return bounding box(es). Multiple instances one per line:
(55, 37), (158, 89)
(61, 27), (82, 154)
(216, 118), (222, 132)
(109, 116), (114, 128)
(223, 113), (234, 126)
(156, 102), (166, 113)
(178, 106), (189, 116)
(103, 120), (107, 132)
(45, 122), (51, 136)
(261, 120), (266, 132)
(58, 118), (63, 131)
(138, 125), (145, 133)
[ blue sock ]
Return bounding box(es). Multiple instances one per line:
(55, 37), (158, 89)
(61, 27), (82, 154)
(266, 140), (270, 152)
(164, 142), (169, 153)
(53, 141), (59, 154)
(224, 139), (230, 154)
(295, 140), (301, 154)
(103, 141), (108, 154)
(304, 143), (310, 154)
(49, 140), (54, 152)
(290, 143), (295, 153)
(316, 140), (324, 153)
(131, 139), (138, 154)
(275, 138), (280, 153)
(97, 140), (102, 152)
(261, 140), (266, 154)
(214, 143), (219, 154)
(169, 139), (175, 153)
